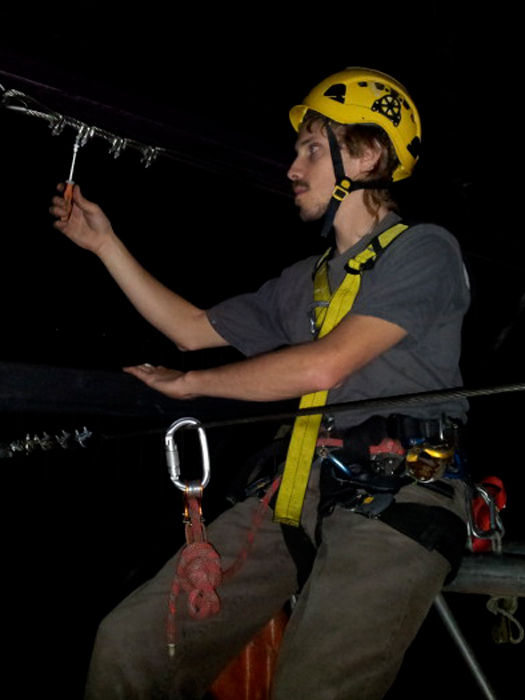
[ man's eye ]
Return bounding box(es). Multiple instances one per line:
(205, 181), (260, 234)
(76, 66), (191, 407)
(309, 144), (320, 156)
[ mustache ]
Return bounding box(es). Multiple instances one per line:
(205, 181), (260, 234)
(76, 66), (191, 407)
(292, 180), (309, 191)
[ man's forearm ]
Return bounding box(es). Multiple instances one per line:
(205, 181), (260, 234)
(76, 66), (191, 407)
(97, 234), (227, 351)
(125, 314), (407, 402)
(125, 343), (329, 402)
(51, 184), (226, 352)
(181, 342), (330, 401)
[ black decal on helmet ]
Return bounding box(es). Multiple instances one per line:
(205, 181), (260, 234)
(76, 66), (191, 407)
(372, 94), (402, 127)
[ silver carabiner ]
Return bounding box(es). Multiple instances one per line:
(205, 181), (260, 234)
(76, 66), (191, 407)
(164, 417), (211, 494)
(466, 483), (506, 541)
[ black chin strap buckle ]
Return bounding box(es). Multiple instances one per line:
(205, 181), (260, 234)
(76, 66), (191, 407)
(332, 178), (352, 202)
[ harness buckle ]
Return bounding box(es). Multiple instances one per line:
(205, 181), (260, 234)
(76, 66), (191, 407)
(308, 301), (329, 337)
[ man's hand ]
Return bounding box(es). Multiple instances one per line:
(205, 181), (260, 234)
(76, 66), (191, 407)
(50, 184), (115, 256)
(123, 364), (198, 400)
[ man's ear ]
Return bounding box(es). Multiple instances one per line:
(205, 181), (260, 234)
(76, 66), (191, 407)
(355, 140), (382, 176)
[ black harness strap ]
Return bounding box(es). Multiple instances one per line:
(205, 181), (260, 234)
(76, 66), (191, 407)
(378, 502), (467, 583)
(281, 523), (318, 592)
(320, 125), (392, 239)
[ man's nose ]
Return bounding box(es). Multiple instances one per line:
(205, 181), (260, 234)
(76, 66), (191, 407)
(287, 156), (302, 181)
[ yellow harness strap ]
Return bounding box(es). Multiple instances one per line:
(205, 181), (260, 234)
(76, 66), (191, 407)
(274, 223), (409, 526)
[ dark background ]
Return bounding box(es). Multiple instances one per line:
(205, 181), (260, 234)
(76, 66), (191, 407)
(1, 6), (523, 698)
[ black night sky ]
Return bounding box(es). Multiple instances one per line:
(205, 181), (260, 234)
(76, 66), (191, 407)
(0, 7), (523, 698)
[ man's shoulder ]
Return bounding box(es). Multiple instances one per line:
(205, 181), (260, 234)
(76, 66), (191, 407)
(368, 220), (469, 299)
(403, 220), (460, 240)
(387, 220), (463, 262)
(277, 253), (322, 281)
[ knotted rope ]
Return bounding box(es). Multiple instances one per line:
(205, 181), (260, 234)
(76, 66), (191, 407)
(167, 477), (281, 656)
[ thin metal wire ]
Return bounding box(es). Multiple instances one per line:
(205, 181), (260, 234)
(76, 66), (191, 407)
(101, 382), (525, 442)
(1, 83), (290, 193)
(1, 79), (292, 196)
(2, 86), (164, 167)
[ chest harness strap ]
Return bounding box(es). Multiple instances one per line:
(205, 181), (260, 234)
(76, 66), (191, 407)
(274, 222), (409, 526)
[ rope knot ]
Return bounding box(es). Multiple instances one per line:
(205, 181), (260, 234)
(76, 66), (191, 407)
(177, 542), (222, 619)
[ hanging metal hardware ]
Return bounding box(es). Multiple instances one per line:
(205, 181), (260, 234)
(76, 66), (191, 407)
(109, 137), (127, 159)
(1, 84), (165, 169)
(140, 146), (159, 168)
(165, 417), (210, 497)
(50, 116), (67, 136)
(466, 483), (505, 553)
(0, 427), (93, 458)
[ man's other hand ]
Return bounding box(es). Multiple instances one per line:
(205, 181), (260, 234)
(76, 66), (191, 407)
(50, 184), (115, 256)
(123, 364), (198, 400)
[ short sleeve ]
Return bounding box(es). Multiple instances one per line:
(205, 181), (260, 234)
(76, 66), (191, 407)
(207, 256), (318, 356)
(351, 224), (470, 342)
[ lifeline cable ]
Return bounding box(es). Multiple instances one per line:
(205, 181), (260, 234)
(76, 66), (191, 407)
(101, 382), (525, 442)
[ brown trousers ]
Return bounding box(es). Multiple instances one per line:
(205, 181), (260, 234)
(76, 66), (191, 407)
(84, 469), (466, 700)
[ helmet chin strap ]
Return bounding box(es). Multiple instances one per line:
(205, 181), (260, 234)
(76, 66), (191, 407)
(320, 125), (391, 240)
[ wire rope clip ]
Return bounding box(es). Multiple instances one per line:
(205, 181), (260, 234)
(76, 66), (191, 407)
(165, 417), (211, 494)
(50, 117), (67, 136)
(109, 137), (127, 159)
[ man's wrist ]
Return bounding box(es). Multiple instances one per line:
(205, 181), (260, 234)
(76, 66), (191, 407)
(178, 370), (201, 399)
(96, 229), (120, 260)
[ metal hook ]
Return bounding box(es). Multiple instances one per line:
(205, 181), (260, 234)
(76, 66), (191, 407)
(109, 137), (127, 159)
(140, 146), (158, 168)
(77, 125), (95, 148)
(50, 117), (67, 136)
(466, 483), (506, 541)
(165, 417), (211, 493)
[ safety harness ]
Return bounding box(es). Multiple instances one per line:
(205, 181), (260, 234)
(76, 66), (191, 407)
(274, 221), (409, 526)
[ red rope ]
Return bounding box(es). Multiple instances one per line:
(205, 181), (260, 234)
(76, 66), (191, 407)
(167, 476), (281, 656)
(222, 475), (281, 581)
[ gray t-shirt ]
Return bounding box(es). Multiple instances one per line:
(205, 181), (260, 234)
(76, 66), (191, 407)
(207, 213), (470, 429)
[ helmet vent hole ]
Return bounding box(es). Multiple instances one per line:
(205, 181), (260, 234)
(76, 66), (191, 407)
(323, 83), (346, 104)
(407, 136), (421, 158)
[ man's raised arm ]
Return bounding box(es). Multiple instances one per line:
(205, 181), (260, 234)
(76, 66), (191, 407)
(50, 184), (228, 352)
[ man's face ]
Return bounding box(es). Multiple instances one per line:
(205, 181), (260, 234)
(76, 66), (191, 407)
(287, 121), (339, 222)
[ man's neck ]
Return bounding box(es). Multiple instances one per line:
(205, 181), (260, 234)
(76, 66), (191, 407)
(334, 199), (390, 254)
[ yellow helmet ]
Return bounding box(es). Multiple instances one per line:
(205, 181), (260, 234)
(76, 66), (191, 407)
(289, 68), (421, 181)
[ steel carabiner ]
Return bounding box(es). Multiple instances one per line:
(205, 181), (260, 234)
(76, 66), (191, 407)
(165, 417), (211, 495)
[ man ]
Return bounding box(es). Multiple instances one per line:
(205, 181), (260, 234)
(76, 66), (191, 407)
(52, 68), (470, 699)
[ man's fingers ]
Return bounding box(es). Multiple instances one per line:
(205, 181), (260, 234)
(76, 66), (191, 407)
(72, 184), (97, 212)
(123, 365), (180, 383)
(123, 365), (146, 376)
(123, 365), (157, 380)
